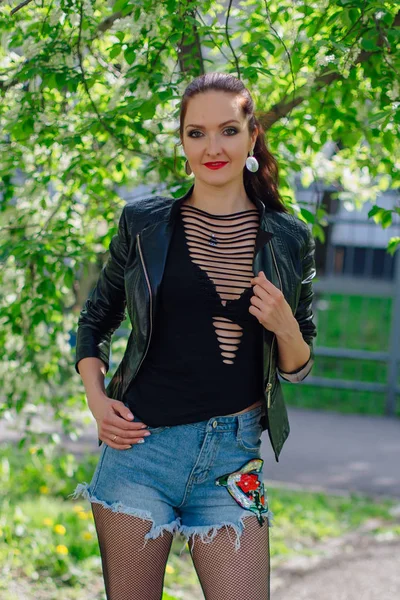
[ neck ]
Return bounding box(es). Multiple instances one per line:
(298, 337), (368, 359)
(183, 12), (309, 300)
(183, 179), (255, 215)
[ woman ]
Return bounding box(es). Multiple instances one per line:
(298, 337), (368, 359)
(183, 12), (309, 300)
(70, 72), (317, 600)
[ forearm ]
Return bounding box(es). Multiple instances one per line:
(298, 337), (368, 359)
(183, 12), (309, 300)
(76, 357), (108, 414)
(276, 317), (311, 373)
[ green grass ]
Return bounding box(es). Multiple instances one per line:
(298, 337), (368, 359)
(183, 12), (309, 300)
(284, 293), (400, 417)
(316, 294), (392, 350)
(266, 486), (400, 561)
(1, 442), (399, 599)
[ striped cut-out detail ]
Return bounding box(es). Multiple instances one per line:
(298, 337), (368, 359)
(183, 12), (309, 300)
(181, 203), (259, 365)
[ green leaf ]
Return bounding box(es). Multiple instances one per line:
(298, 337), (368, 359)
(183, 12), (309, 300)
(312, 223), (325, 243)
(124, 47), (136, 65)
(259, 39), (276, 55)
(368, 205), (381, 218)
(110, 45), (122, 59)
(382, 131), (394, 152)
(18, 437), (27, 449)
(22, 118), (34, 135)
(113, 0), (132, 12)
(55, 73), (66, 88)
(387, 237), (400, 256)
(381, 210), (392, 229)
(300, 208), (315, 224)
(361, 31), (380, 51)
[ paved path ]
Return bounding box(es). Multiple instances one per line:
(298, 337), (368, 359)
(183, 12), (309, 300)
(272, 539), (400, 599)
(262, 407), (400, 500)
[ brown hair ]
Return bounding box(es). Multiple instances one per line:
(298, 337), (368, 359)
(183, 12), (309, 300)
(174, 72), (288, 213)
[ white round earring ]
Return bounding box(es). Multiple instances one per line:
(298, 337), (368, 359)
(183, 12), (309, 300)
(245, 148), (259, 173)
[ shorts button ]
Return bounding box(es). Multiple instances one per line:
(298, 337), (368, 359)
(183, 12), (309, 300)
(212, 420), (218, 428)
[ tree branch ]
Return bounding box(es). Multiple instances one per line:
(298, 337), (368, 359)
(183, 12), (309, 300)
(10, 0), (33, 16)
(258, 9), (400, 130)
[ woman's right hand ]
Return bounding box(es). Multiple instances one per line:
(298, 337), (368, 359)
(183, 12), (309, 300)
(89, 395), (151, 449)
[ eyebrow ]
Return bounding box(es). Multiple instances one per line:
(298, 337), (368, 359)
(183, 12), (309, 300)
(185, 119), (241, 129)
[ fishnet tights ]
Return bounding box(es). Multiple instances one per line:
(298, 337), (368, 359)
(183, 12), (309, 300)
(92, 503), (173, 600)
(188, 516), (270, 599)
(92, 502), (270, 599)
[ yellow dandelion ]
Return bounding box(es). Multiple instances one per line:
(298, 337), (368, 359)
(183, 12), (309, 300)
(72, 505), (85, 513)
(165, 564), (175, 574)
(78, 511), (90, 520)
(82, 531), (93, 540)
(56, 544), (69, 555)
(54, 524), (66, 535)
(43, 518), (54, 526)
(44, 464), (54, 473)
(29, 446), (39, 455)
(39, 486), (50, 495)
(14, 548), (21, 555)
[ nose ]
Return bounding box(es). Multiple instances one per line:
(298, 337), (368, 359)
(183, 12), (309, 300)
(205, 134), (223, 157)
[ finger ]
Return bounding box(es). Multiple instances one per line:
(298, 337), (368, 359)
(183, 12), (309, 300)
(251, 270), (269, 281)
(110, 400), (135, 422)
(251, 271), (270, 286)
(252, 283), (270, 301)
(248, 304), (262, 320)
(103, 438), (134, 450)
(107, 421), (148, 440)
(250, 295), (265, 311)
(109, 413), (149, 431)
(251, 272), (277, 294)
(102, 426), (151, 445)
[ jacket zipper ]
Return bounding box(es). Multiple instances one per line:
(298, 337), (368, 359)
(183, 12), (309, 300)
(134, 232), (154, 378)
(265, 239), (283, 408)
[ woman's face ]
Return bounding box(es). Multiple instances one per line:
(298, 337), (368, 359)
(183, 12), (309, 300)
(181, 91), (257, 183)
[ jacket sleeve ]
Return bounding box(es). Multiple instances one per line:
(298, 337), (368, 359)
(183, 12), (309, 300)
(75, 206), (129, 375)
(277, 222), (317, 383)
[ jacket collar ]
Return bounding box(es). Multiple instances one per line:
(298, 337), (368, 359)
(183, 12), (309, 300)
(167, 182), (274, 250)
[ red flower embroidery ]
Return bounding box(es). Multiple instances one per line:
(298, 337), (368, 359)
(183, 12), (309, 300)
(215, 458), (269, 527)
(237, 473), (260, 493)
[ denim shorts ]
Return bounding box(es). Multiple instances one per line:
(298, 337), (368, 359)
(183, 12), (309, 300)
(69, 403), (274, 554)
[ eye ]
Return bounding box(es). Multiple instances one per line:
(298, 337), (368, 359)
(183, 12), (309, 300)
(188, 130), (202, 138)
(187, 127), (238, 138)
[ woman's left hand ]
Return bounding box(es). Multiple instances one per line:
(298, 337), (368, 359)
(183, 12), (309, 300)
(249, 271), (294, 336)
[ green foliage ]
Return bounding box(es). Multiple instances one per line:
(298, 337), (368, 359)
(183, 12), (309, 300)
(0, 0), (399, 446)
(0, 445), (101, 589)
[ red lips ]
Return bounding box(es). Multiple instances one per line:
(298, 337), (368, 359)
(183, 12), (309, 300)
(204, 162), (228, 170)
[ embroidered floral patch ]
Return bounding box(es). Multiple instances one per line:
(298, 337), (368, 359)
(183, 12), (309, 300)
(215, 458), (269, 526)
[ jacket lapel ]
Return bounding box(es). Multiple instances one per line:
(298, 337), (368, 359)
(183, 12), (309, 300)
(137, 219), (174, 322)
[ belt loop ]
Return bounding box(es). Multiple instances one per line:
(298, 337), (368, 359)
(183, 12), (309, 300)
(236, 413), (242, 437)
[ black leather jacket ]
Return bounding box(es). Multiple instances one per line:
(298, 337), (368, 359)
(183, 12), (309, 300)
(75, 183), (317, 462)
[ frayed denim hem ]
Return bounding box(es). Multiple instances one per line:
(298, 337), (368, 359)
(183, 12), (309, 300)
(68, 483), (274, 555)
(68, 483), (181, 550)
(177, 508), (274, 556)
